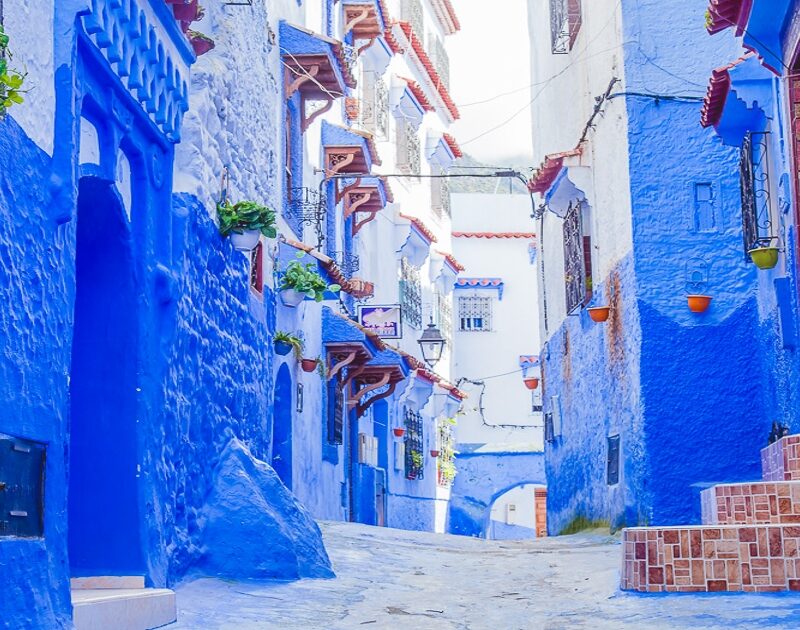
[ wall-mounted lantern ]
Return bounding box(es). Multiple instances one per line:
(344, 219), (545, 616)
(418, 320), (445, 367)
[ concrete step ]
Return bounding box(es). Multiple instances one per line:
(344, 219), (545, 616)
(71, 588), (176, 630)
(701, 481), (800, 526)
(761, 434), (800, 481)
(71, 576), (145, 590)
(621, 524), (800, 593)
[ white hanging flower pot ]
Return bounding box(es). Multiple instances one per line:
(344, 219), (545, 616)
(280, 288), (307, 307)
(230, 229), (261, 252)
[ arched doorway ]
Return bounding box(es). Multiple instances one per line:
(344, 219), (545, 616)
(68, 176), (144, 576)
(272, 363), (293, 488)
(485, 483), (547, 540)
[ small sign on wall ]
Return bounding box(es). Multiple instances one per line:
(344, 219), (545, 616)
(358, 305), (403, 339)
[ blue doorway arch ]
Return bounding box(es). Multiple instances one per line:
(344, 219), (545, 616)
(68, 176), (144, 576)
(272, 363), (293, 488)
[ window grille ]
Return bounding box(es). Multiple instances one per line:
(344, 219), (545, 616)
(332, 251), (360, 278)
(396, 119), (421, 177)
(404, 406), (424, 480)
(249, 242), (263, 296)
(550, 0), (582, 54)
(401, 0), (424, 38)
(436, 418), (456, 487)
(287, 187), (326, 248)
(430, 169), (450, 220)
(400, 257), (423, 329)
(360, 72), (389, 140)
(427, 34), (450, 91)
(544, 412), (555, 443)
(563, 201), (592, 314)
(740, 131), (774, 258)
(458, 296), (492, 332)
(435, 290), (453, 346)
(327, 376), (344, 445)
(607, 434), (620, 486)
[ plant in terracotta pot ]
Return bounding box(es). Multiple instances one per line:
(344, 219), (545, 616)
(217, 199), (277, 251)
(393, 427), (405, 437)
(274, 331), (303, 358)
(687, 294), (712, 313)
(587, 306), (611, 323)
(279, 254), (341, 306)
(300, 358), (318, 373)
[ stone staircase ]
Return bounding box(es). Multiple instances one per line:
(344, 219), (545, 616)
(621, 435), (800, 593)
(70, 576), (176, 630)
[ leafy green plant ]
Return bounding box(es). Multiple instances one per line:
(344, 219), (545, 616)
(274, 331), (304, 359)
(280, 253), (341, 302)
(0, 26), (26, 118)
(439, 459), (458, 485)
(216, 200), (277, 238)
(410, 451), (423, 470)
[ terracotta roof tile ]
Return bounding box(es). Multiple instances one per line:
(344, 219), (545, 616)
(706, 0), (751, 35)
(452, 232), (536, 239)
(435, 250), (465, 272)
(442, 133), (463, 158)
(398, 76), (435, 112)
(700, 53), (753, 128)
(399, 213), (438, 244)
(527, 149), (582, 195)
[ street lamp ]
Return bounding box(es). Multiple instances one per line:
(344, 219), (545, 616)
(418, 320), (445, 367)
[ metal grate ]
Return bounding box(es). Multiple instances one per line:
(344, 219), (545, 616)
(740, 131), (774, 258)
(435, 291), (453, 346)
(327, 376), (344, 445)
(550, 0), (582, 54)
(360, 73), (389, 140)
(458, 296), (492, 332)
(404, 407), (424, 480)
(396, 119), (421, 177)
(607, 435), (620, 486)
(400, 257), (423, 329)
(563, 201), (590, 314)
(287, 187), (326, 248)
(430, 168), (451, 219)
(249, 242), (264, 296)
(401, 0), (424, 38)
(427, 34), (450, 90)
(332, 251), (360, 277)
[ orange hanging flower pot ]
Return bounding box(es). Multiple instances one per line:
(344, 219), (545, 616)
(587, 306), (611, 323)
(393, 428), (405, 438)
(430, 450), (440, 458)
(687, 295), (712, 313)
(523, 377), (540, 390)
(300, 358), (318, 372)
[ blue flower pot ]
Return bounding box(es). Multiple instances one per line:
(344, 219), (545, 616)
(274, 340), (293, 356)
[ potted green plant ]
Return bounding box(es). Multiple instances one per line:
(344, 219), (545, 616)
(439, 459), (458, 486)
(279, 254), (341, 306)
(410, 451), (424, 474)
(274, 331), (302, 358)
(0, 25), (26, 119)
(216, 199), (277, 251)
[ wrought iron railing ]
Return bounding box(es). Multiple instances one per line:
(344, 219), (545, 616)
(397, 120), (421, 177)
(400, 257), (423, 329)
(563, 201), (587, 314)
(332, 250), (360, 277)
(401, 0), (424, 39)
(740, 131), (774, 258)
(287, 187), (326, 248)
(404, 406), (424, 480)
(550, 0), (582, 54)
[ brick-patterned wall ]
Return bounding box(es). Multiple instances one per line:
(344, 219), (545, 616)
(621, 526), (800, 592)
(535, 488), (548, 537)
(701, 482), (800, 526)
(761, 436), (800, 481)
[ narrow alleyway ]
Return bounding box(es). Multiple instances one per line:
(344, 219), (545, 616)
(173, 522), (800, 629)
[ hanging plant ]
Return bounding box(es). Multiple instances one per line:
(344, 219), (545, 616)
(0, 26), (26, 118)
(217, 199), (277, 251)
(279, 253), (341, 304)
(274, 331), (303, 358)
(187, 30), (215, 56)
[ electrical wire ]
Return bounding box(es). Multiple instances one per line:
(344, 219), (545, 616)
(280, 48), (345, 101)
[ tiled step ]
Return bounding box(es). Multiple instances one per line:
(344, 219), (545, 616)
(621, 525), (800, 593)
(701, 482), (800, 525)
(71, 588), (176, 630)
(761, 435), (800, 481)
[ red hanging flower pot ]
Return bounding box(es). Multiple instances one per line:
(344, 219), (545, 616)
(430, 449), (440, 458)
(587, 306), (611, 323)
(523, 377), (540, 391)
(300, 358), (318, 373)
(393, 428), (405, 437)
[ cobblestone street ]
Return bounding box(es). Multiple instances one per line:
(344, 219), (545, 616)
(174, 522), (800, 629)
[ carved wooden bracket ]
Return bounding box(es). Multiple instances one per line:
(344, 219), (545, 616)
(325, 149), (357, 175)
(327, 350), (358, 381)
(344, 7), (370, 36)
(337, 177), (364, 205)
(348, 372), (391, 409)
(286, 64), (319, 99)
(353, 208), (381, 235)
(358, 37), (378, 55)
(343, 190), (372, 219)
(356, 379), (400, 418)
(302, 97), (334, 132)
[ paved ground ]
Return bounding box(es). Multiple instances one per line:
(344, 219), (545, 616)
(173, 521), (800, 629)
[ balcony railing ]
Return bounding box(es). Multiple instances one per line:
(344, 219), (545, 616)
(740, 131), (774, 258)
(287, 187), (326, 248)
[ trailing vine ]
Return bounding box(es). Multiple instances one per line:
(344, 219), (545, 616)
(0, 25), (25, 118)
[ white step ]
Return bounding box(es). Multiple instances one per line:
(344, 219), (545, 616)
(71, 576), (145, 590)
(72, 588), (176, 630)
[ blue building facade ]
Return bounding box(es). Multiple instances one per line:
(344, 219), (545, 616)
(529, 0), (781, 534)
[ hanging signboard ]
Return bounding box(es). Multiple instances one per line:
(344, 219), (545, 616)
(358, 305), (403, 339)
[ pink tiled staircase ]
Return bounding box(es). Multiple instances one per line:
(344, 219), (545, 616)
(621, 435), (800, 593)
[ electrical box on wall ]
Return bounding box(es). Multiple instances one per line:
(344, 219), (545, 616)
(0, 434), (46, 538)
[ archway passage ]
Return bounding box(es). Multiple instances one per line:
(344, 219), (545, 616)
(68, 176), (144, 576)
(487, 484), (547, 540)
(272, 363), (293, 489)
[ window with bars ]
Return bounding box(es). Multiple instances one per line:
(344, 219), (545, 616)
(550, 0), (582, 54)
(563, 201), (592, 314)
(427, 34), (450, 91)
(435, 290), (453, 346)
(401, 0), (424, 38)
(327, 376), (344, 445)
(740, 131), (775, 258)
(436, 418), (456, 488)
(458, 296), (492, 332)
(359, 72), (389, 140)
(249, 241), (264, 296)
(404, 406), (424, 480)
(396, 119), (421, 177)
(400, 257), (423, 329)
(430, 168), (451, 220)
